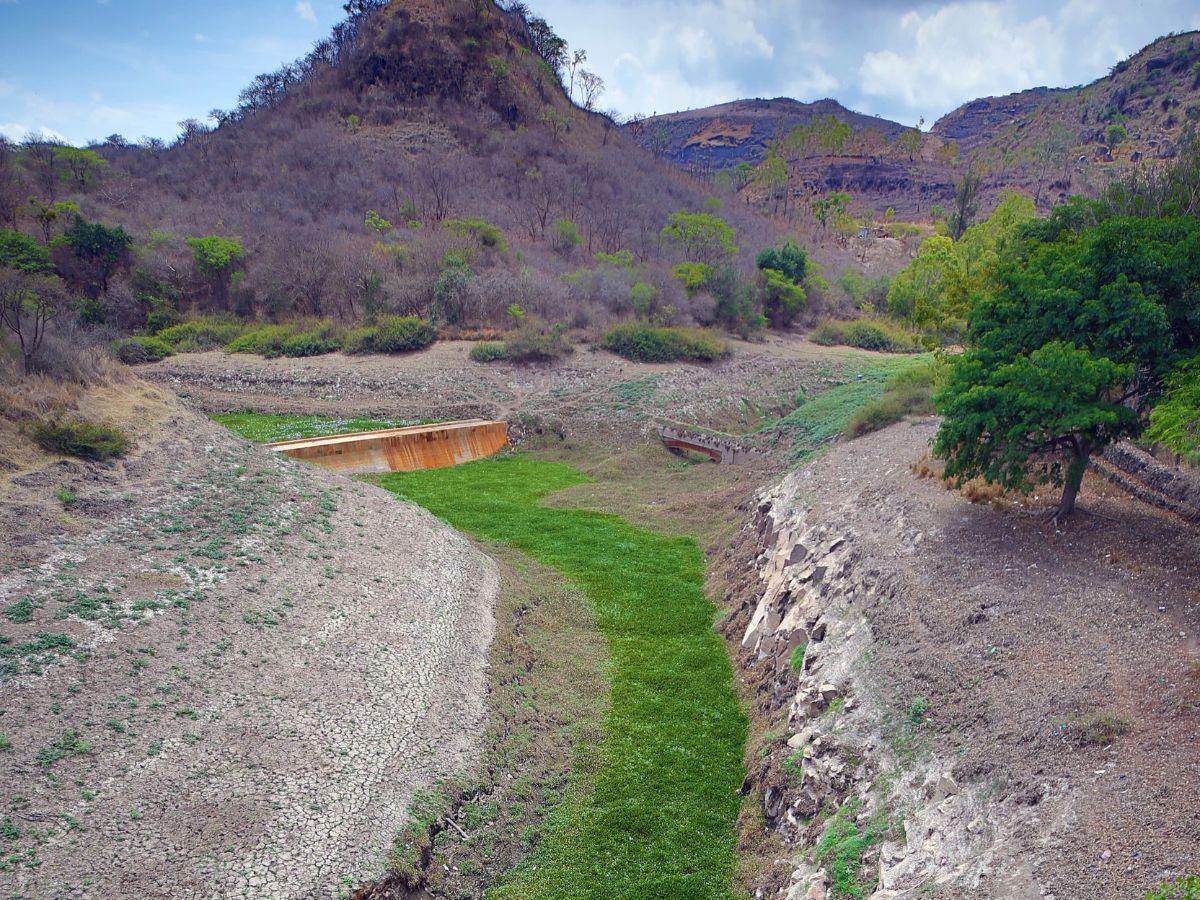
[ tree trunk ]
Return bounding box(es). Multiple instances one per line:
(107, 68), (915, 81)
(1053, 444), (1090, 520)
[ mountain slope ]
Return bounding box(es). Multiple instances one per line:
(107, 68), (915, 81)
(633, 31), (1200, 217)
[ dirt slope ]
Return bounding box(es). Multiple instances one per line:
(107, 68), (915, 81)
(727, 420), (1200, 898)
(0, 381), (497, 898)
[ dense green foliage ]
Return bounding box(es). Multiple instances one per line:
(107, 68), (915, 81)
(755, 241), (807, 284)
(379, 456), (745, 899)
(111, 335), (174, 364)
(661, 211), (738, 264)
(30, 418), (130, 461)
(343, 315), (436, 354)
(155, 316), (246, 351)
(1146, 875), (1200, 900)
(601, 323), (729, 363)
(468, 340), (510, 363)
(755, 246), (808, 328)
(935, 214), (1193, 515)
(1146, 356), (1200, 462)
(59, 215), (133, 296)
(0, 229), (52, 273)
(212, 412), (419, 443)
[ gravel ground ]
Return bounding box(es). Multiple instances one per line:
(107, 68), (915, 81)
(752, 419), (1200, 897)
(0, 394), (497, 899)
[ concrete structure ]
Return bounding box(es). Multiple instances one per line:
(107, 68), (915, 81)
(659, 424), (759, 465)
(268, 419), (508, 474)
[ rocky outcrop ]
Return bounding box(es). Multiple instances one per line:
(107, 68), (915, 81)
(733, 468), (1051, 899)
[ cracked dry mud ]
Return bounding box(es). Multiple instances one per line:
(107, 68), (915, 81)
(0, 401), (497, 899)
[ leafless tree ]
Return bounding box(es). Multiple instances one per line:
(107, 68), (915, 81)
(0, 270), (66, 375)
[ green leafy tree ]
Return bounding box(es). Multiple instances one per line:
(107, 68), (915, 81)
(54, 147), (106, 191)
(934, 234), (1174, 520)
(0, 228), (52, 273)
(364, 210), (392, 234)
(886, 235), (967, 330)
(811, 192), (850, 230)
(660, 211), (737, 265)
(186, 235), (246, 309)
(60, 215), (133, 296)
(755, 242), (807, 284)
(947, 171), (983, 240)
(1105, 123), (1128, 149)
(898, 126), (922, 161)
(758, 267), (806, 328)
(549, 217), (583, 254)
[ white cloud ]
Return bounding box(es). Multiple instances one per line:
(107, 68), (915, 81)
(194, 32), (206, 42)
(295, 1), (317, 24)
(858, 3), (1063, 119)
(0, 123), (71, 143)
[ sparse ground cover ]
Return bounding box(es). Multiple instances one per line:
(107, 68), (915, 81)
(211, 411), (424, 443)
(377, 455), (748, 898)
(0, 392), (497, 897)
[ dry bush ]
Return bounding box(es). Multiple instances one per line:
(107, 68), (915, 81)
(911, 451), (941, 479)
(958, 477), (1013, 508)
(1071, 711), (1132, 747)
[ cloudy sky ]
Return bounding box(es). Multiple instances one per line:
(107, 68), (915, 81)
(2, 0), (1199, 145)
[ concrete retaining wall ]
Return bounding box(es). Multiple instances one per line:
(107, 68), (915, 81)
(268, 420), (508, 474)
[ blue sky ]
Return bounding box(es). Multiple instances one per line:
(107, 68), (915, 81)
(3, 0), (1200, 146)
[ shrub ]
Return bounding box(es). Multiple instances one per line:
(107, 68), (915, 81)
(810, 318), (921, 353)
(503, 321), (573, 363)
(344, 316), (436, 354)
(30, 418), (130, 461)
(443, 217), (507, 252)
(111, 336), (174, 365)
(1146, 875), (1200, 900)
(469, 341), (509, 363)
(226, 320), (342, 358)
(156, 316), (245, 351)
(1072, 712), (1132, 747)
(601, 323), (729, 363)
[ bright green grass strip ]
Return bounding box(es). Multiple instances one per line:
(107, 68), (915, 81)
(211, 412), (423, 443)
(378, 456), (746, 900)
(769, 355), (931, 461)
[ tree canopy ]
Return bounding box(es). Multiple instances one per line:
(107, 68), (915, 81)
(660, 211), (738, 265)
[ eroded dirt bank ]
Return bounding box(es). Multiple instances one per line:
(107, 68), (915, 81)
(0, 384), (497, 898)
(725, 420), (1200, 899)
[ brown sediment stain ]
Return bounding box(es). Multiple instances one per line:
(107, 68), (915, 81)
(268, 419), (508, 473)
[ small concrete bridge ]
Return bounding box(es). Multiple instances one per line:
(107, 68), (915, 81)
(659, 424), (760, 465)
(268, 419), (508, 474)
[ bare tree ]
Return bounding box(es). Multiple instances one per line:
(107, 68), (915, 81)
(0, 270), (66, 375)
(578, 70), (605, 111)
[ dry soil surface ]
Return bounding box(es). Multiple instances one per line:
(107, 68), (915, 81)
(137, 337), (883, 438)
(0, 387), (497, 899)
(766, 420), (1200, 897)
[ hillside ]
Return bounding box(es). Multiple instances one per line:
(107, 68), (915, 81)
(633, 31), (1200, 218)
(52, 0), (781, 332)
(630, 97), (909, 173)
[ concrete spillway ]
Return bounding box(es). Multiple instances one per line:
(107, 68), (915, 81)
(267, 419), (508, 474)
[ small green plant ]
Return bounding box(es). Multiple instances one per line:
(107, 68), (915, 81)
(0, 734), (11, 752)
(783, 750), (805, 783)
(814, 799), (888, 898)
(35, 730), (91, 768)
(30, 419), (130, 461)
(907, 696), (929, 727)
(789, 643), (808, 672)
(1072, 711), (1132, 747)
(601, 324), (729, 363)
(111, 335), (174, 365)
(54, 486), (77, 506)
(1146, 875), (1200, 900)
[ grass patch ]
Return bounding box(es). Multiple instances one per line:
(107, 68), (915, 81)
(601, 323), (729, 363)
(30, 418), (131, 461)
(1071, 711), (1132, 747)
(211, 412), (424, 443)
(844, 359), (943, 439)
(225, 319), (343, 358)
(377, 455), (746, 898)
(155, 315), (245, 351)
(766, 356), (930, 461)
